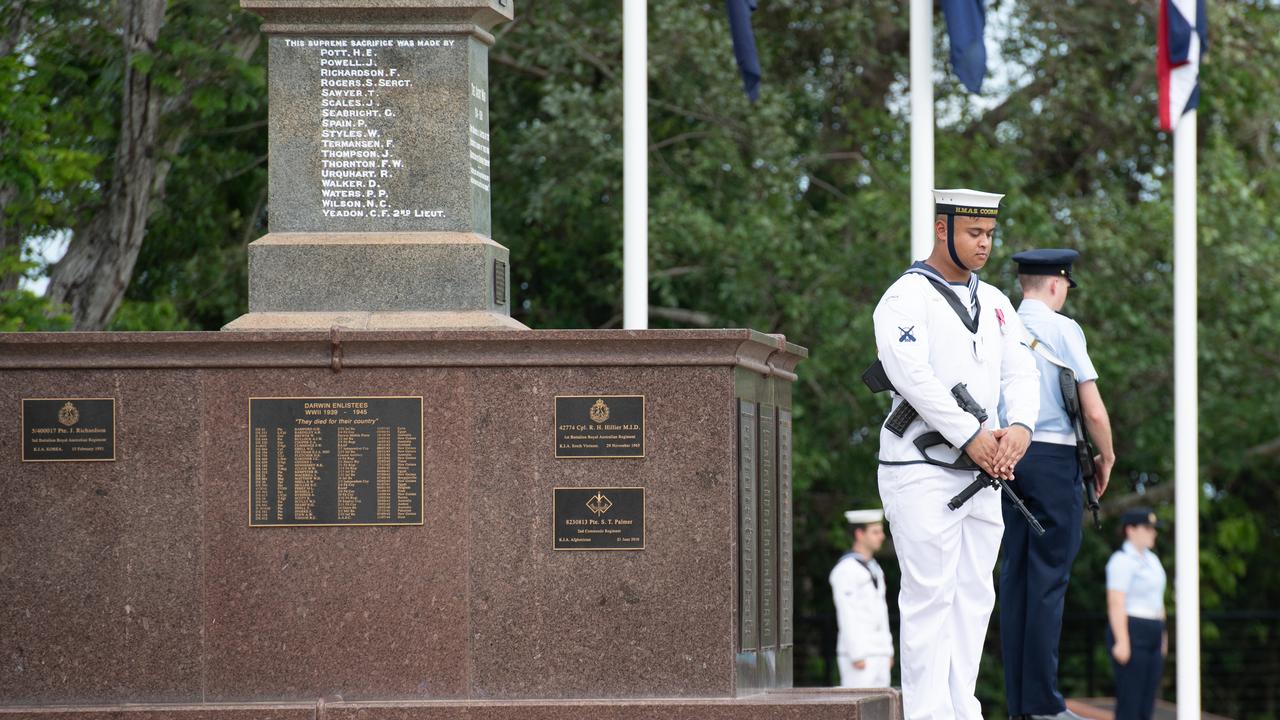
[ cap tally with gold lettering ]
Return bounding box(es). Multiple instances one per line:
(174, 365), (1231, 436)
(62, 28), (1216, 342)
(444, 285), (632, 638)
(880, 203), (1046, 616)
(1013, 248), (1080, 289)
(933, 188), (1004, 271)
(844, 509), (885, 525)
(934, 188), (1005, 219)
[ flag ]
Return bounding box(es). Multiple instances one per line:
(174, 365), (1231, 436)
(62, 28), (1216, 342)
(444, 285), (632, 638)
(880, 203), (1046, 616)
(941, 0), (987, 94)
(1158, 0), (1208, 132)
(726, 0), (761, 102)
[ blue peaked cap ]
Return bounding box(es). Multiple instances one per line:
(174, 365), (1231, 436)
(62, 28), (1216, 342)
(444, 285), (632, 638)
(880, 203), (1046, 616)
(1012, 248), (1080, 288)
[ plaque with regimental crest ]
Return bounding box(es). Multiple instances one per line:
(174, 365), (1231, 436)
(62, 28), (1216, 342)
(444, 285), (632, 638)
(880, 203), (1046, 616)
(554, 395), (644, 458)
(22, 398), (116, 462)
(249, 396), (423, 527)
(554, 487), (645, 550)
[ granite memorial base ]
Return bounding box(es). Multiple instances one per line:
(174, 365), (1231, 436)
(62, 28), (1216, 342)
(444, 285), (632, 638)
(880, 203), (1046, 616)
(0, 330), (896, 718)
(0, 691), (901, 720)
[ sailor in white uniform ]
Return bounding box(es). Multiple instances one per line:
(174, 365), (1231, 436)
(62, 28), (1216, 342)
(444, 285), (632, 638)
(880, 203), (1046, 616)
(830, 508), (895, 688)
(870, 189), (1041, 720)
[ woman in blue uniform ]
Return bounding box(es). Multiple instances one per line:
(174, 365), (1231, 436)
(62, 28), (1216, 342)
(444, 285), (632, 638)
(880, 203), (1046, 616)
(1105, 507), (1167, 720)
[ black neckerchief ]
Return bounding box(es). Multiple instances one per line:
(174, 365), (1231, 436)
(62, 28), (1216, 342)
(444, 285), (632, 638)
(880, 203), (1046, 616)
(904, 261), (981, 334)
(842, 551), (880, 589)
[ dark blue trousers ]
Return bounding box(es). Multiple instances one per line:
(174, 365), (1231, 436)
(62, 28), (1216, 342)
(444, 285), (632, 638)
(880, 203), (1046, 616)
(999, 441), (1083, 716)
(1106, 618), (1165, 720)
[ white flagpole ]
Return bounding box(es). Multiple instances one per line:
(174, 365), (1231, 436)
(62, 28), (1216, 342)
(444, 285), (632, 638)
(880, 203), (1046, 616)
(1173, 109), (1201, 720)
(623, 0), (648, 330)
(909, 0), (934, 262)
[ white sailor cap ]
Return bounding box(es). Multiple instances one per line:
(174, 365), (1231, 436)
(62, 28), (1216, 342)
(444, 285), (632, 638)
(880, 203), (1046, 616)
(933, 188), (1004, 218)
(844, 509), (885, 524)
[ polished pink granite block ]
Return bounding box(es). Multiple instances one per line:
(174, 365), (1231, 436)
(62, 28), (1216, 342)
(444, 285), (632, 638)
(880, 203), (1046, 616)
(465, 366), (738, 699)
(198, 368), (472, 701)
(0, 370), (204, 705)
(0, 331), (807, 708)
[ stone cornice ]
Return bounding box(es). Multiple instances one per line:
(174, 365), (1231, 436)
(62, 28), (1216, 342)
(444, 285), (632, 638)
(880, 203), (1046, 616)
(0, 329), (807, 380)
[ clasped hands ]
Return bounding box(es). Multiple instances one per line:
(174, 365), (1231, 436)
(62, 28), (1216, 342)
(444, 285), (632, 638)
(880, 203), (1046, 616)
(963, 424), (1031, 480)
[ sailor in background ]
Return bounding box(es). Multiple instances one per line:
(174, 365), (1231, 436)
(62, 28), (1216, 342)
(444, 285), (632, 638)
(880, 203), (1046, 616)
(1106, 508), (1168, 720)
(1000, 248), (1116, 720)
(830, 508), (894, 688)
(872, 189), (1040, 719)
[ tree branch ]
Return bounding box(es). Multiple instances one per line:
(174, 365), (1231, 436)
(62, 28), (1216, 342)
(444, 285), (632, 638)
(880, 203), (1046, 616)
(650, 130), (716, 152)
(491, 52), (551, 79)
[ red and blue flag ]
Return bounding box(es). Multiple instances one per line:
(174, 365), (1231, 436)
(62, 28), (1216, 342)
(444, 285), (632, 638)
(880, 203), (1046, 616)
(1158, 0), (1208, 132)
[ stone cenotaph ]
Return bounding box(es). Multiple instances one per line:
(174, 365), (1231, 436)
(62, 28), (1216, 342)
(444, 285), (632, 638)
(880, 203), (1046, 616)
(0, 2), (899, 718)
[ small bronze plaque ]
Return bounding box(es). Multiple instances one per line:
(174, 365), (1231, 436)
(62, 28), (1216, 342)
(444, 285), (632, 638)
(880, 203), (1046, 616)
(554, 487), (645, 550)
(249, 396), (423, 527)
(554, 395), (644, 458)
(493, 259), (507, 306)
(778, 409), (794, 646)
(22, 398), (116, 462)
(759, 404), (778, 648)
(738, 399), (758, 651)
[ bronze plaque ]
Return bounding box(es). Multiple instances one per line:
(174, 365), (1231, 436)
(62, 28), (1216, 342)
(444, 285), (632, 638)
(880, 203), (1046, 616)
(778, 409), (794, 646)
(738, 399), (758, 651)
(554, 395), (644, 458)
(249, 397), (423, 527)
(758, 404), (777, 648)
(22, 398), (116, 462)
(554, 487), (645, 550)
(494, 259), (507, 305)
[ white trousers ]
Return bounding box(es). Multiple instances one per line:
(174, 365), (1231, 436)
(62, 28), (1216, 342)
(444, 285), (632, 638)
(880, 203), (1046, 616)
(837, 654), (892, 688)
(878, 463), (1004, 720)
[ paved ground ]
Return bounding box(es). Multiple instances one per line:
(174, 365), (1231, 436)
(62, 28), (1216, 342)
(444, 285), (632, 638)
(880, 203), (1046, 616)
(1067, 697), (1235, 720)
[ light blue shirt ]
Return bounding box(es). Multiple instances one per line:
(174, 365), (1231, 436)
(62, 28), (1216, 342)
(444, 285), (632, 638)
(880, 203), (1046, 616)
(1015, 298), (1099, 438)
(1106, 541), (1167, 619)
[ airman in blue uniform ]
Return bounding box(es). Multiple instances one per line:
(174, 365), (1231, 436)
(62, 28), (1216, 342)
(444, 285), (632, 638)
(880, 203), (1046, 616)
(999, 249), (1117, 720)
(1106, 508), (1167, 720)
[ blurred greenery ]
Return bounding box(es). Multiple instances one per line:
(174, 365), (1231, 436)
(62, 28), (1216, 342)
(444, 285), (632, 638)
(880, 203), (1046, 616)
(3, 0), (1278, 716)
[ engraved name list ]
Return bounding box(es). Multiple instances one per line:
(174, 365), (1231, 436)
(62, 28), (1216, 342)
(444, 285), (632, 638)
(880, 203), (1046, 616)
(280, 35), (490, 230)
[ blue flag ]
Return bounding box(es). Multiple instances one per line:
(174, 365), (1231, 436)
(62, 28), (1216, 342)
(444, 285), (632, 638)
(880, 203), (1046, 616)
(941, 0), (987, 94)
(726, 0), (761, 102)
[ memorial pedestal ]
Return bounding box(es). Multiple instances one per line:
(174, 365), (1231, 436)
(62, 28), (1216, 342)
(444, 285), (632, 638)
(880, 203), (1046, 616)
(1, 330), (897, 717)
(226, 1), (522, 331)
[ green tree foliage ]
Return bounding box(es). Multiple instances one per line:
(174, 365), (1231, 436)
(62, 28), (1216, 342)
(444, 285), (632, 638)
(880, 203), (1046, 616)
(2, 0), (1278, 714)
(1, 0), (263, 329)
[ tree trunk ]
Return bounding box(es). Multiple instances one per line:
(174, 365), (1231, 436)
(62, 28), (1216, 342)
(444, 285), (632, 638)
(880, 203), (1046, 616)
(0, 186), (20, 294)
(0, 2), (33, 293)
(45, 0), (167, 329)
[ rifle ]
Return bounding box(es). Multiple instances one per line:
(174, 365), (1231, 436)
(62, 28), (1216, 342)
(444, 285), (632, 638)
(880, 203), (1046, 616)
(1058, 368), (1102, 529)
(862, 361), (1045, 536)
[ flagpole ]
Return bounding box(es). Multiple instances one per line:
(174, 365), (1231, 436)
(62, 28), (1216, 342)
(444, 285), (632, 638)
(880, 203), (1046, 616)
(909, 0), (934, 262)
(623, 0), (648, 330)
(1173, 109), (1200, 720)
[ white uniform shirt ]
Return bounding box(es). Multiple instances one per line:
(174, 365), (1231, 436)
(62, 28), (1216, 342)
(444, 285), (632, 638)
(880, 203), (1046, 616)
(830, 552), (894, 660)
(1013, 298), (1099, 442)
(1106, 541), (1167, 620)
(873, 266), (1040, 462)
